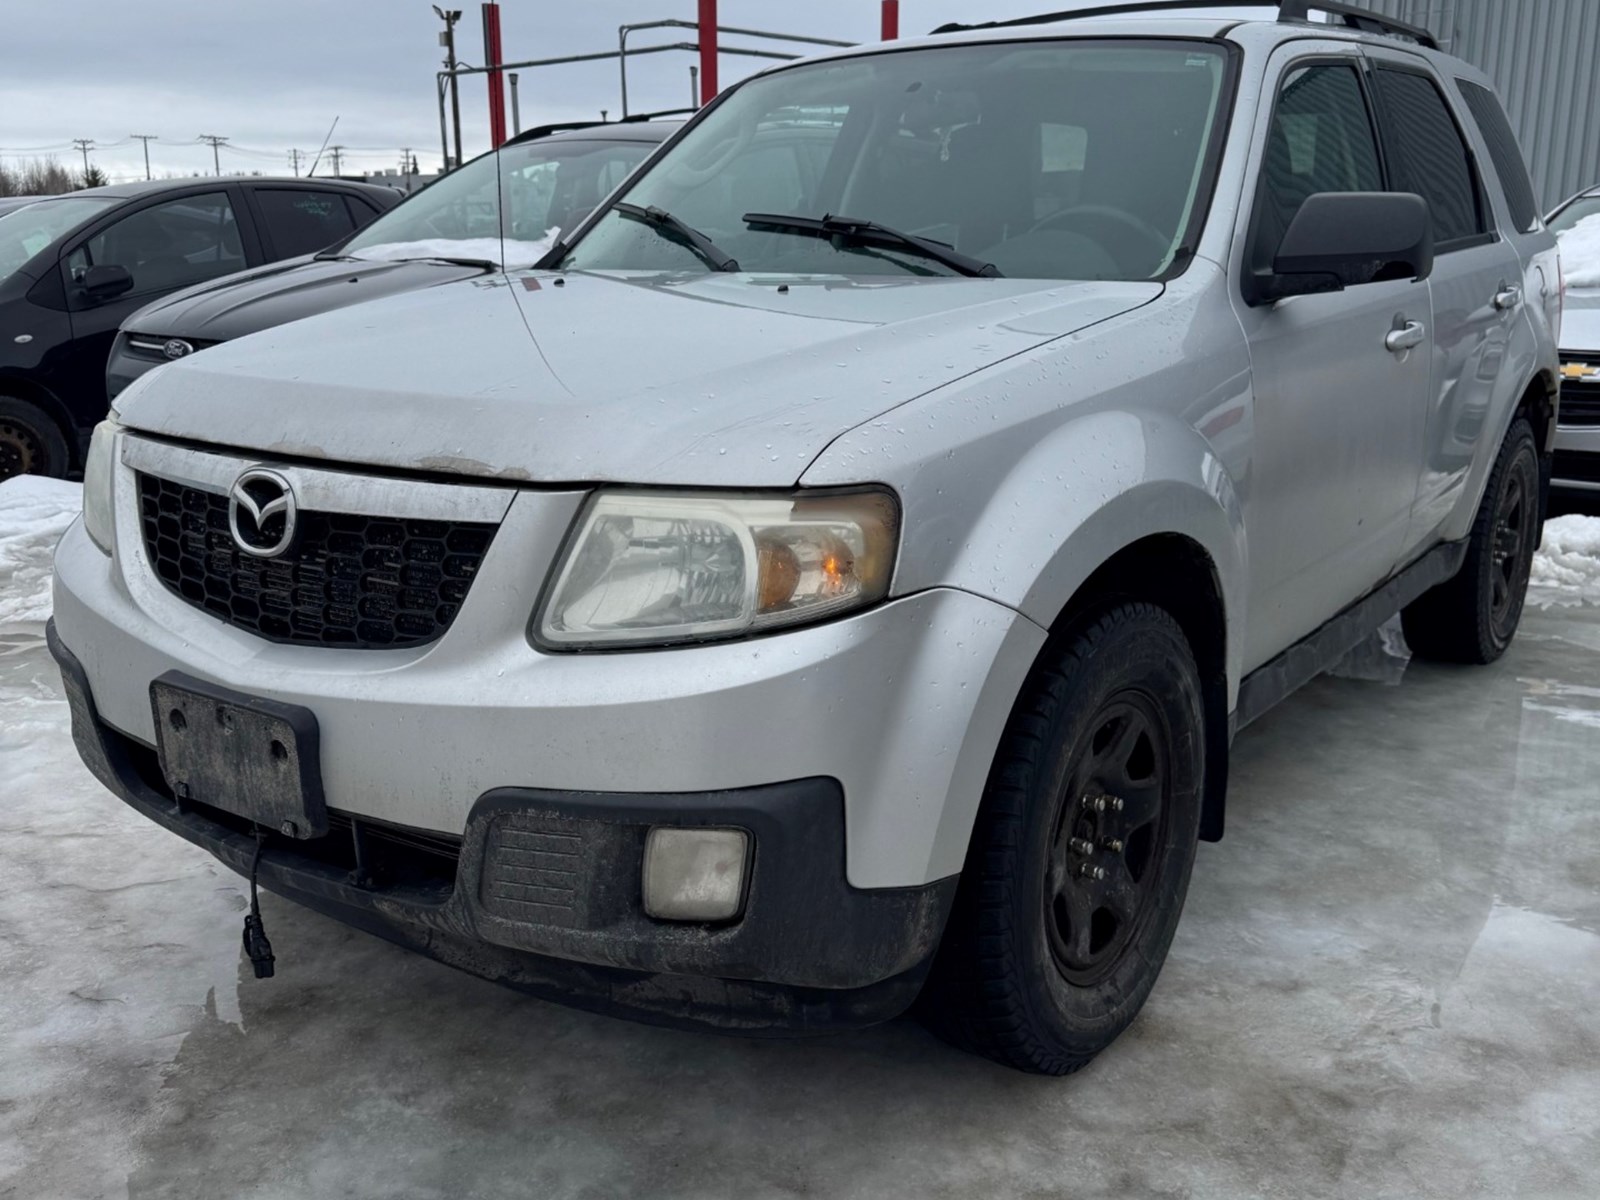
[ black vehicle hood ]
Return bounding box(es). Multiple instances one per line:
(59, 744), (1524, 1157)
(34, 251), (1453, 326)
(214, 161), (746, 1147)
(119, 256), (488, 341)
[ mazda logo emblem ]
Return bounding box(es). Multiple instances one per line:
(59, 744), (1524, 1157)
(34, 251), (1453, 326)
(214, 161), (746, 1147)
(163, 338), (195, 361)
(228, 469), (298, 558)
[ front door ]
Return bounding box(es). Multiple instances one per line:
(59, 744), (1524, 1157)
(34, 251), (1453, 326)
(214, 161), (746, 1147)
(1231, 52), (1432, 670)
(60, 189), (249, 416)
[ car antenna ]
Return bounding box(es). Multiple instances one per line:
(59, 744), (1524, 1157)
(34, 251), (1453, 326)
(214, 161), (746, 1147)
(305, 116), (340, 178)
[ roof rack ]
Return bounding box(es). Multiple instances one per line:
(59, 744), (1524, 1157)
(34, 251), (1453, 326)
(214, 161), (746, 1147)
(932, 0), (1439, 51)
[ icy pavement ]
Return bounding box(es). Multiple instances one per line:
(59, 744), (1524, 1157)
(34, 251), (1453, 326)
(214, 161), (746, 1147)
(2, 477), (1600, 1198)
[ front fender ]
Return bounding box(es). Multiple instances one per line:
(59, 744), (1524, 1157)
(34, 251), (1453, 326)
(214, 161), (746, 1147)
(805, 273), (1252, 706)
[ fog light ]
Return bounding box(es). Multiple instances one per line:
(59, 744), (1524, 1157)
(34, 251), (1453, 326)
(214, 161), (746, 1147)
(642, 827), (750, 922)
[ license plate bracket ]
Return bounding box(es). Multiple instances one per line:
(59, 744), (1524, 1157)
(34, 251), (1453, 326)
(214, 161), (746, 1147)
(149, 672), (327, 839)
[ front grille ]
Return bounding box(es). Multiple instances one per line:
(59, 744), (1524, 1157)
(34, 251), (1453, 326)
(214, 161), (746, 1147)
(137, 472), (497, 649)
(1559, 378), (1600, 427)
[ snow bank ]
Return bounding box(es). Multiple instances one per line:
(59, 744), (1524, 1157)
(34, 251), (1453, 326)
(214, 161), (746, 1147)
(0, 476), (81, 635)
(1557, 214), (1600, 290)
(351, 229), (560, 271)
(1533, 514), (1600, 601)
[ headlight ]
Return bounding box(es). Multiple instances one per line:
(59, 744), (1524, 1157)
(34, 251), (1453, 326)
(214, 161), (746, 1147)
(82, 418), (120, 555)
(536, 489), (899, 649)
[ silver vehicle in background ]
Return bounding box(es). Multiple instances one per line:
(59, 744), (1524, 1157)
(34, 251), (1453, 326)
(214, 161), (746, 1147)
(1548, 184), (1600, 492)
(51, 1), (1560, 1074)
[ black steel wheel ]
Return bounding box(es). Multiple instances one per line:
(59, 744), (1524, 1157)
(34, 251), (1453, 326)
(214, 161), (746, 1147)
(1404, 416), (1540, 664)
(0, 398), (68, 482)
(921, 602), (1205, 1075)
(1045, 695), (1172, 987)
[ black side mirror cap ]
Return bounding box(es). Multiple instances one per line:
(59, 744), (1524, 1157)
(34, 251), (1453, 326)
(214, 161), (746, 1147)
(1247, 191), (1434, 306)
(82, 263), (135, 303)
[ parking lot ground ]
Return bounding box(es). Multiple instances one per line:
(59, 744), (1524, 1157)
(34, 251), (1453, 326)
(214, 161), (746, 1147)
(2, 568), (1598, 1198)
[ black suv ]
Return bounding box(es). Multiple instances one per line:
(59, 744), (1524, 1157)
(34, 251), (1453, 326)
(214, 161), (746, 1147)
(0, 177), (399, 480)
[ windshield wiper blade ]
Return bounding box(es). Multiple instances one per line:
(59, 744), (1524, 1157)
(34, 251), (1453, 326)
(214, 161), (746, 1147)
(415, 255), (498, 270)
(743, 212), (1002, 278)
(615, 202), (740, 272)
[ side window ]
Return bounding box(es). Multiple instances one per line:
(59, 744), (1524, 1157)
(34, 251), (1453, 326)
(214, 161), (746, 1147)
(254, 189), (359, 257)
(1457, 80), (1540, 234)
(1253, 64), (1382, 265)
(1372, 68), (1486, 246)
(66, 192), (244, 303)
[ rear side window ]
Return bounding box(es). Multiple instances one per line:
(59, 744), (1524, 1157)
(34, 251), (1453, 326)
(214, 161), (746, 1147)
(1372, 68), (1486, 246)
(1456, 80), (1540, 234)
(254, 188), (359, 257)
(1253, 64), (1383, 267)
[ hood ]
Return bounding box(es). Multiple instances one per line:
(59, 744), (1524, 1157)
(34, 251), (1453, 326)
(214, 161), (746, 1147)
(1561, 287), (1600, 355)
(122, 256), (486, 341)
(115, 269), (1162, 487)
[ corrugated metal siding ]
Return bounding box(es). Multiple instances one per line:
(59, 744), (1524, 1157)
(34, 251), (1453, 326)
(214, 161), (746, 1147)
(1355, 0), (1600, 210)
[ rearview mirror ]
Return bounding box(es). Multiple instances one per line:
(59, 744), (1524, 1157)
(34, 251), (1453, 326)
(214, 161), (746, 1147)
(82, 263), (136, 303)
(1248, 192), (1433, 306)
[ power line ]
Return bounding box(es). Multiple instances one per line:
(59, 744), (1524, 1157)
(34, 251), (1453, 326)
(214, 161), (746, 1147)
(130, 134), (158, 181)
(197, 133), (228, 176)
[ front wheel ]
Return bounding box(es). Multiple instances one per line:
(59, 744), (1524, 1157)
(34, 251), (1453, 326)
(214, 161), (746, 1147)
(920, 602), (1204, 1075)
(1403, 416), (1540, 664)
(0, 397), (69, 482)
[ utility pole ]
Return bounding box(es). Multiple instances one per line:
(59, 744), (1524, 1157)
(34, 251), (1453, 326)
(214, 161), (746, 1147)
(288, 148), (304, 177)
(434, 7), (464, 169)
(130, 134), (158, 180)
(328, 145), (345, 177)
(398, 148), (412, 176)
(198, 134), (228, 176)
(72, 138), (94, 177)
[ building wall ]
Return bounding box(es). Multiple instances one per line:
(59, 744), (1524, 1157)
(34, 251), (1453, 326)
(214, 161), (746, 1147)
(1358, 0), (1600, 210)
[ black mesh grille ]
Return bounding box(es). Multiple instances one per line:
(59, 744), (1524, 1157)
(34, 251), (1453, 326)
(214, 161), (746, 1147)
(137, 472), (497, 649)
(1559, 379), (1600, 427)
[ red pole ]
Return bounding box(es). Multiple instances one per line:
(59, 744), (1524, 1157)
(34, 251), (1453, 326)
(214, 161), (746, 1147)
(881, 0), (899, 40)
(482, 2), (506, 148)
(698, 0), (718, 106)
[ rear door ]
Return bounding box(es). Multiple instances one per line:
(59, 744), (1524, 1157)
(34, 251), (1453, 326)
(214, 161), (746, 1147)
(1360, 50), (1528, 548)
(245, 185), (364, 260)
(1231, 50), (1433, 669)
(59, 186), (255, 414)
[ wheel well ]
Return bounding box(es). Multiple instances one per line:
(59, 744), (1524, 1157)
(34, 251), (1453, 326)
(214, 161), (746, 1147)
(1518, 373), (1557, 455)
(1049, 535), (1231, 842)
(0, 377), (79, 471)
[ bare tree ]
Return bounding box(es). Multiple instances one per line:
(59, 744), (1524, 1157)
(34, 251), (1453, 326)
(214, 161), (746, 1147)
(0, 157), (77, 196)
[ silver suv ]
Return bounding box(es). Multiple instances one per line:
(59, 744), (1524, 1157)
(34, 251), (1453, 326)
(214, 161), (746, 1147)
(50, 1), (1561, 1074)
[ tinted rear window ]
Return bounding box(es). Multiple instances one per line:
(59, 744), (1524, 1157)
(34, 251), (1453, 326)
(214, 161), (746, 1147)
(1457, 80), (1540, 234)
(255, 189), (360, 257)
(1373, 68), (1485, 246)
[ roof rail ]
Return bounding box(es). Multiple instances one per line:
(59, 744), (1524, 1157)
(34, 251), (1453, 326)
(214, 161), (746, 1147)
(1279, 1), (1438, 49)
(932, 0), (1439, 50)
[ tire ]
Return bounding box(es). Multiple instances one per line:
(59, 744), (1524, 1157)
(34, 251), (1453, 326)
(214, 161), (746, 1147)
(920, 602), (1205, 1075)
(1402, 416), (1539, 665)
(0, 397), (69, 482)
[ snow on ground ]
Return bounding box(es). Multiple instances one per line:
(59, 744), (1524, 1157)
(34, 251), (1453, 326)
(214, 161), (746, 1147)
(351, 229), (560, 271)
(1557, 213), (1600, 289)
(0, 476), (81, 636)
(1533, 514), (1600, 603)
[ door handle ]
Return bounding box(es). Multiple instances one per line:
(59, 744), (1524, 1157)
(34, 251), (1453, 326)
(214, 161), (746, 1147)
(1493, 284), (1522, 311)
(1385, 320), (1426, 353)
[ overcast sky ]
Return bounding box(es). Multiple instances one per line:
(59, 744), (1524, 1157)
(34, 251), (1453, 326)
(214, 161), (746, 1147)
(1, 1), (1262, 182)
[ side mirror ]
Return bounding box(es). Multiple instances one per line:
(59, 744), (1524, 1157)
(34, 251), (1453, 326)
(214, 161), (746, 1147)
(82, 263), (135, 303)
(1249, 192), (1433, 306)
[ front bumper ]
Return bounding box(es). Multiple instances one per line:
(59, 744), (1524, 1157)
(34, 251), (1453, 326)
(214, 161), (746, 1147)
(50, 621), (958, 1032)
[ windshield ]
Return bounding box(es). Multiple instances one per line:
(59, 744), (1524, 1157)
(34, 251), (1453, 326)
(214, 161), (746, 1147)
(0, 196), (116, 279)
(1549, 196), (1600, 237)
(562, 40), (1231, 281)
(343, 136), (660, 268)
